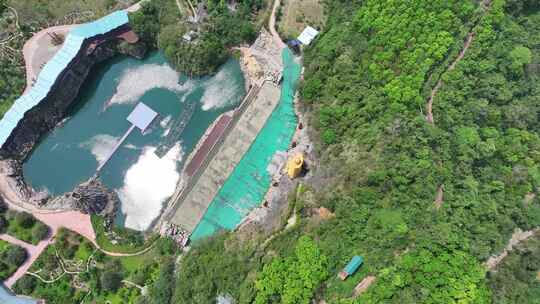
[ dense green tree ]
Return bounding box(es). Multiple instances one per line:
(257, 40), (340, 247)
(359, 245), (491, 303)
(255, 236), (329, 304)
(14, 276), (37, 295)
(173, 234), (257, 304)
(509, 45), (532, 75)
(4, 246), (27, 266)
(130, 0), (259, 76)
(0, 216), (7, 234)
(149, 258), (176, 304)
(100, 271), (123, 292)
(15, 211), (35, 229)
(31, 222), (49, 242)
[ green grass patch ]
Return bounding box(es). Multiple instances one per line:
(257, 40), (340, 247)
(16, 228), (173, 303)
(91, 215), (158, 254)
(0, 240), (26, 280)
(116, 246), (159, 273)
(2, 210), (49, 245)
(277, 0), (326, 39)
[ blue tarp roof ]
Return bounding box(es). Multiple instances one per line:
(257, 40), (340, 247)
(344, 255), (363, 275)
(0, 11), (129, 148)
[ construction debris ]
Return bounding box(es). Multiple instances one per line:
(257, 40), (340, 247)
(353, 276), (376, 297)
(160, 222), (190, 248)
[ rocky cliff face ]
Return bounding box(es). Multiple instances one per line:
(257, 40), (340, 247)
(0, 159), (37, 203)
(48, 178), (119, 221)
(0, 39), (146, 161)
(0, 37), (146, 218)
(117, 40), (147, 59)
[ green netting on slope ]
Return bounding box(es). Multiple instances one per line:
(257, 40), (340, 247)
(190, 48), (301, 240)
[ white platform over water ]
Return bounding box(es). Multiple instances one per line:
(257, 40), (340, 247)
(127, 102), (158, 132)
(96, 102), (158, 174)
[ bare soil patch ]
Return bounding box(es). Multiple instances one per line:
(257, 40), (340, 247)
(277, 0), (325, 39)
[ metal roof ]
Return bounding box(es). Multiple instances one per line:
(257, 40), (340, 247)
(297, 26), (319, 45)
(344, 255), (364, 275)
(0, 10), (129, 148)
(127, 103), (158, 132)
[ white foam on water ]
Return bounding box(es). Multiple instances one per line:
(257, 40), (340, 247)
(162, 128), (171, 137)
(160, 115), (172, 128)
(109, 64), (193, 106)
(160, 115), (172, 137)
(80, 134), (119, 164)
(201, 65), (242, 111)
(116, 143), (184, 230)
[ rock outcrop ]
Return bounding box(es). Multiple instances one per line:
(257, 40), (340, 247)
(48, 178), (118, 221)
(117, 40), (147, 59)
(0, 159), (43, 204)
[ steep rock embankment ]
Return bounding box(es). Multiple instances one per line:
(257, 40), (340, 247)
(0, 39), (146, 161)
(48, 178), (119, 222)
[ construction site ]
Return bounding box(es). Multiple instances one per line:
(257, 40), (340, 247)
(0, 0), (307, 267)
(159, 28), (305, 243)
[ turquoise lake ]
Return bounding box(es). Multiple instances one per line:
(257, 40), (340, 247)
(23, 52), (245, 230)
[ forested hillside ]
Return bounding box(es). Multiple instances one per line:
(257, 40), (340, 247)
(170, 0), (540, 303)
(130, 0), (263, 75)
(488, 234), (540, 303)
(3, 0), (540, 303)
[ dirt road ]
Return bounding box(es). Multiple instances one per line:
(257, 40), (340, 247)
(269, 0), (286, 49)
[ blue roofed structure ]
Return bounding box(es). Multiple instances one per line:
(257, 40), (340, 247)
(0, 11), (130, 149)
(339, 255), (364, 280)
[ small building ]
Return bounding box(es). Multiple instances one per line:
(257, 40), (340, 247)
(339, 255), (364, 280)
(297, 26), (319, 46)
(127, 102), (158, 132)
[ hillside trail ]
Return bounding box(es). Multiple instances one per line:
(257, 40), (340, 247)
(1, 197), (154, 288)
(426, 32), (475, 124)
(486, 228), (540, 270)
(428, 1), (493, 209)
(269, 0), (286, 49)
(426, 0), (492, 124)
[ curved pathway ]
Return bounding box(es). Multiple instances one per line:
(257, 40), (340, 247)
(22, 25), (77, 92)
(486, 228), (540, 270)
(269, 0), (286, 49)
(1, 197), (154, 289)
(425, 0), (492, 124)
(426, 32), (474, 124)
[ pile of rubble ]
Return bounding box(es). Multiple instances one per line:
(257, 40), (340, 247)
(160, 222), (190, 248)
(243, 29), (283, 84)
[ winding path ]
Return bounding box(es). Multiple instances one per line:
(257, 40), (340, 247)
(0, 198), (154, 289)
(22, 25), (77, 93)
(486, 228), (540, 270)
(425, 0), (492, 124)
(269, 0), (286, 49)
(426, 33), (474, 124)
